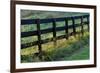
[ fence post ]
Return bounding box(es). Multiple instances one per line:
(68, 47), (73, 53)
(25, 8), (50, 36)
(65, 18), (69, 39)
(36, 19), (43, 60)
(80, 16), (84, 35)
(87, 16), (89, 31)
(72, 17), (76, 36)
(52, 19), (57, 46)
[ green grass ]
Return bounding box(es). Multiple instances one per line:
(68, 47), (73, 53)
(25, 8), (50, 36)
(46, 33), (89, 61)
(62, 45), (89, 60)
(21, 32), (89, 63)
(21, 10), (89, 19)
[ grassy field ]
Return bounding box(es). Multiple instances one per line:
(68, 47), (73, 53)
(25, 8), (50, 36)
(21, 10), (89, 19)
(21, 32), (89, 62)
(21, 10), (90, 63)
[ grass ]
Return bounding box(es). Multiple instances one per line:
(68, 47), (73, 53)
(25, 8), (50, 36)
(21, 32), (89, 63)
(62, 45), (89, 60)
(21, 10), (89, 19)
(45, 32), (89, 61)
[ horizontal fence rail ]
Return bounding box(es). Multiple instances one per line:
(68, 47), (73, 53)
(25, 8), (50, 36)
(21, 15), (89, 24)
(21, 15), (89, 49)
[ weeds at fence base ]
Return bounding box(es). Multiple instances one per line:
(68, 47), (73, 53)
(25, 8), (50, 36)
(21, 32), (89, 63)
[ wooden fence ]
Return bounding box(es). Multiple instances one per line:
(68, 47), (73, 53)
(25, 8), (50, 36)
(21, 15), (89, 59)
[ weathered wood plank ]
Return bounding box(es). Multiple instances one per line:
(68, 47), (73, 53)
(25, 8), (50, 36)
(36, 19), (43, 60)
(71, 17), (76, 36)
(52, 19), (57, 46)
(81, 16), (84, 35)
(65, 18), (69, 39)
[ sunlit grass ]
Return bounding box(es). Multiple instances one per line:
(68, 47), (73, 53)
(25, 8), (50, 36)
(21, 31), (89, 62)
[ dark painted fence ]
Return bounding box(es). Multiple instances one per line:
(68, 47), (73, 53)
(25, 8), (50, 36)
(21, 15), (89, 58)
